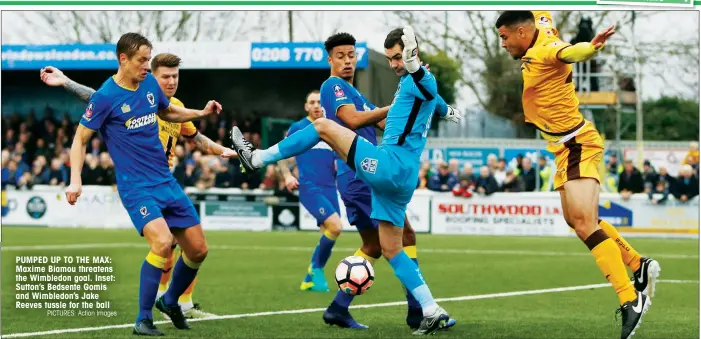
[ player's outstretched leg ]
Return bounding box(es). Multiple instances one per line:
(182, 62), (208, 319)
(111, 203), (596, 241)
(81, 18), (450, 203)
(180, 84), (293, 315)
(379, 222), (450, 336)
(561, 180), (651, 339)
(323, 225), (381, 330)
(134, 219), (175, 336)
(231, 124), (321, 172)
(232, 118), (356, 174)
(597, 219), (661, 297)
(401, 218), (456, 331)
(156, 225), (208, 330)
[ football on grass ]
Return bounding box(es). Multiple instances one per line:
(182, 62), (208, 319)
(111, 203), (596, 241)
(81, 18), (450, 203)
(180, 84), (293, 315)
(335, 256), (375, 295)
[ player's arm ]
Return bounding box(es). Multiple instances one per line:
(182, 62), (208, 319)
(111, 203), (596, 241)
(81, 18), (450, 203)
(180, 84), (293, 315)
(66, 93), (110, 205)
(152, 79), (221, 123)
(68, 125), (94, 188)
(336, 105), (390, 130)
(376, 119), (387, 130)
(65, 80), (95, 102)
(401, 27), (439, 100)
(40, 66), (95, 102)
(554, 25), (615, 64)
(188, 131), (236, 158)
(158, 101), (221, 123)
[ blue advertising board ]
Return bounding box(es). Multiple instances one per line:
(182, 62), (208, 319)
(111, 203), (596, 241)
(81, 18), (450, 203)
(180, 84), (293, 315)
(445, 147), (500, 168)
(249, 42), (368, 69)
(598, 200), (633, 227)
(2, 44), (117, 70)
(2, 41), (370, 70)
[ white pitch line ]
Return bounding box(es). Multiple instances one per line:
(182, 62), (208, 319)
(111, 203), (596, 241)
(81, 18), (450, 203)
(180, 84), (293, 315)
(2, 243), (697, 260)
(2, 279), (696, 338)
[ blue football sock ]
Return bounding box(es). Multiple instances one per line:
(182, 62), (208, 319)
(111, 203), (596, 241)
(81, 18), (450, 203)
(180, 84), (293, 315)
(137, 252), (167, 322)
(307, 245), (320, 276)
(331, 290), (355, 310)
(257, 124), (321, 166)
(314, 232), (337, 269)
(405, 257), (421, 309)
(389, 251), (438, 316)
(164, 254), (200, 306)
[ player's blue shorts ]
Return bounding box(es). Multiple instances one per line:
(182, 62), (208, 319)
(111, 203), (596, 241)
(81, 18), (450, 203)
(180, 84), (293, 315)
(118, 178), (200, 236)
(299, 184), (339, 226)
(337, 171), (378, 231)
(346, 135), (418, 227)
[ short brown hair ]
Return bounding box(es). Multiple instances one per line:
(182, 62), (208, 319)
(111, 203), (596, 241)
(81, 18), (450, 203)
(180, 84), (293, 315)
(305, 90), (320, 102)
(151, 53), (182, 72)
(116, 32), (152, 60)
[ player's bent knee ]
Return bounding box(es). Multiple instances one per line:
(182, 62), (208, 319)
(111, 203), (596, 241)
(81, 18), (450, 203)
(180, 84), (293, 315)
(184, 244), (208, 263)
(360, 243), (382, 259)
(150, 235), (175, 257)
(312, 118), (331, 136)
(569, 213), (596, 240)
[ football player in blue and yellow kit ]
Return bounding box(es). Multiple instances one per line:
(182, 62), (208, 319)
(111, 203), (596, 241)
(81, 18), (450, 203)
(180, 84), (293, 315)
(231, 27), (460, 335)
(277, 90), (341, 293)
(63, 33), (221, 336)
(41, 53), (235, 321)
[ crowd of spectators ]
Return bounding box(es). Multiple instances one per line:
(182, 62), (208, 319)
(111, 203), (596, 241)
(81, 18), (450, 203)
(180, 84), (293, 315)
(606, 142), (699, 204)
(1, 107), (279, 191)
(419, 153), (554, 197)
(3, 108), (699, 204)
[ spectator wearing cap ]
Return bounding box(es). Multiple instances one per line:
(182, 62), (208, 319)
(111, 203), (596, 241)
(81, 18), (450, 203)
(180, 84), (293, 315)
(618, 159), (644, 200)
(641, 160), (658, 193)
(475, 166), (499, 196)
(428, 161), (458, 192)
(500, 167), (525, 192)
(673, 164), (699, 203)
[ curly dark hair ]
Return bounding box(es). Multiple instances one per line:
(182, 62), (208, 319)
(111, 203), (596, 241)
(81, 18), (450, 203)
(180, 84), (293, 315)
(324, 32), (356, 53)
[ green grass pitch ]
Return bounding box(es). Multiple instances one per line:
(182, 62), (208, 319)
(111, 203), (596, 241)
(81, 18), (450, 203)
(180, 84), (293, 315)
(1, 227), (698, 338)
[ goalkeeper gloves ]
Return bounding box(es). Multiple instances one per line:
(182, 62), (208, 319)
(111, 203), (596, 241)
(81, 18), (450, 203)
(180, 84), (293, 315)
(401, 26), (421, 74)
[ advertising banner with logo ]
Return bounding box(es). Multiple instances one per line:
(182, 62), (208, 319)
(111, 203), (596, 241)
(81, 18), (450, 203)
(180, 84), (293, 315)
(598, 195), (699, 235)
(3, 187), (696, 238)
(431, 194), (569, 236)
(187, 189), (273, 231)
(623, 148), (689, 175)
(2, 186), (133, 228)
(2, 41), (369, 70)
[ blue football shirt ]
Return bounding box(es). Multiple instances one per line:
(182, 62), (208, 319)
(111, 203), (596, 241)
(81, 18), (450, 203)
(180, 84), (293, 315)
(80, 73), (172, 189)
(383, 66), (439, 158)
(287, 117), (336, 188)
(319, 76), (377, 175)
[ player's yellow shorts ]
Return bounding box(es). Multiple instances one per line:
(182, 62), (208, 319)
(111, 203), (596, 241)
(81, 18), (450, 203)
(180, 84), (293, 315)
(544, 120), (604, 190)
